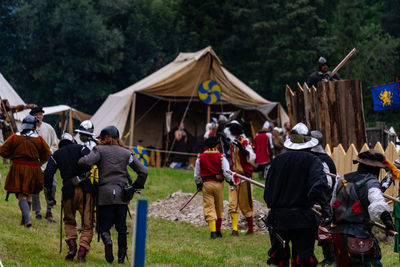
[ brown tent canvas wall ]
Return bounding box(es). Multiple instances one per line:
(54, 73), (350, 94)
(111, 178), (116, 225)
(91, 46), (289, 148)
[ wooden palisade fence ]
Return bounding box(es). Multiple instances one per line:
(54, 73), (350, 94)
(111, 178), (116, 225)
(326, 141), (399, 201)
(286, 79), (367, 150)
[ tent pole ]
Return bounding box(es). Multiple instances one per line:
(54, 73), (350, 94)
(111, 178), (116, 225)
(129, 93), (137, 147)
(164, 100), (171, 165)
(60, 111), (66, 132)
(67, 109), (73, 134)
(207, 104), (211, 123)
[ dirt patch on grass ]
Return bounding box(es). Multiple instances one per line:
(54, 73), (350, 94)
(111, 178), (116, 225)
(148, 190), (269, 233)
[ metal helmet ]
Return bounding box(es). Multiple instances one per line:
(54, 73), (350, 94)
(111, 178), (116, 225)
(59, 132), (76, 148)
(318, 56), (329, 69)
(100, 125), (119, 140)
(74, 120), (95, 136)
(284, 122), (318, 150)
(21, 115), (39, 131)
(310, 130), (326, 154)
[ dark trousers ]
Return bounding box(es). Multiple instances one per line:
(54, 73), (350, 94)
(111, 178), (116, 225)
(267, 227), (318, 267)
(97, 204), (128, 248)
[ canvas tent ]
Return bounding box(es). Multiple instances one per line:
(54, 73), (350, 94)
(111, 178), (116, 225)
(41, 105), (91, 134)
(1, 73), (90, 136)
(0, 73), (27, 121)
(91, 46), (289, 148)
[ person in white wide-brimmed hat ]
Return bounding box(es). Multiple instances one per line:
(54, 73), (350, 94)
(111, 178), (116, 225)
(264, 122), (331, 267)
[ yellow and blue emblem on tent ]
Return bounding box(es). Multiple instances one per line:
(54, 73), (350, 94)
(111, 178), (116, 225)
(133, 145), (149, 167)
(198, 80), (221, 104)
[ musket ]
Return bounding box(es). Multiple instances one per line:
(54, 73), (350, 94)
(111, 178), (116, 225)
(179, 188), (201, 211)
(327, 172), (400, 204)
(330, 48), (356, 77)
(313, 206), (398, 236)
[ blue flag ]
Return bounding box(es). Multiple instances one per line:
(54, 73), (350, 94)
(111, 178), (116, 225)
(370, 80), (400, 111)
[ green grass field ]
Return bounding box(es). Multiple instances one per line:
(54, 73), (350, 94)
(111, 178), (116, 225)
(0, 165), (399, 266)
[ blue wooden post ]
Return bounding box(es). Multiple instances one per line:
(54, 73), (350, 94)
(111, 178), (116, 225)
(131, 199), (148, 267)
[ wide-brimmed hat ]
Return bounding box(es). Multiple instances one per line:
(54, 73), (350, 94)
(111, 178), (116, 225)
(74, 120), (95, 136)
(229, 123), (243, 136)
(284, 123), (318, 150)
(29, 106), (44, 115)
(353, 149), (386, 168)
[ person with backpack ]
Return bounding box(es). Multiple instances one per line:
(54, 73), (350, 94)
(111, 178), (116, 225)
(78, 125), (147, 264)
(0, 115), (51, 227)
(331, 149), (396, 266)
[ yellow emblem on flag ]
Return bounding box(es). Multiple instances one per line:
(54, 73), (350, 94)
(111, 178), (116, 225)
(379, 89), (392, 107)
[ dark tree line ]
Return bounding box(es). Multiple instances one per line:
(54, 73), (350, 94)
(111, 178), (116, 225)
(1, 0), (399, 128)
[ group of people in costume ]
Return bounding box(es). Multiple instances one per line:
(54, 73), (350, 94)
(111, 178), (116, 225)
(1, 110), (147, 264)
(195, 120), (398, 266)
(195, 121), (257, 238)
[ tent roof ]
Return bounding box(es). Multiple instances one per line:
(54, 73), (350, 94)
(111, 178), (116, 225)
(0, 73), (28, 121)
(113, 46), (270, 105)
(91, 46), (288, 135)
(0, 73), (26, 106)
(42, 105), (91, 121)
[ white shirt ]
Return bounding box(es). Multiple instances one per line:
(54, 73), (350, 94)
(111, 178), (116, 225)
(36, 121), (58, 171)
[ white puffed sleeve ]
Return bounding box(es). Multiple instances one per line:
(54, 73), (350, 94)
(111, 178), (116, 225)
(222, 156), (233, 182)
(367, 187), (390, 222)
(245, 144), (256, 165)
(194, 158), (202, 185)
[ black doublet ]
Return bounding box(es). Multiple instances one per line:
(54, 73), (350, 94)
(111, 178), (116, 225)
(44, 143), (93, 200)
(264, 150), (330, 230)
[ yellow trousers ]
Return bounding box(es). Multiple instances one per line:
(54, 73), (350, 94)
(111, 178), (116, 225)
(202, 181), (224, 222)
(228, 181), (253, 217)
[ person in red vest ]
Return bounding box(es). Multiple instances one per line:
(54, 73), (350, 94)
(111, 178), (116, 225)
(194, 136), (233, 239)
(253, 123), (272, 180)
(228, 123), (256, 236)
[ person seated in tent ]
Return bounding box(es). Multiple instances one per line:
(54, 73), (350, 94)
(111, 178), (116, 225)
(170, 122), (192, 169)
(307, 57), (340, 88)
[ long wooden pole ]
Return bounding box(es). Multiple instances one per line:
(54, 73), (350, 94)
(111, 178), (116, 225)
(0, 99), (14, 134)
(229, 171), (398, 236)
(226, 170), (265, 188)
(179, 188), (201, 211)
(330, 48), (356, 76)
(327, 172), (400, 204)
(129, 93), (137, 147)
(207, 104), (211, 123)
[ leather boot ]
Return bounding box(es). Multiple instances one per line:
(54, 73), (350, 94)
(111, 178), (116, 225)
(101, 232), (114, 263)
(65, 239), (78, 261)
(246, 216), (254, 235)
(118, 246), (127, 264)
(77, 246), (88, 263)
(216, 218), (222, 237)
